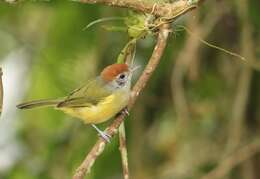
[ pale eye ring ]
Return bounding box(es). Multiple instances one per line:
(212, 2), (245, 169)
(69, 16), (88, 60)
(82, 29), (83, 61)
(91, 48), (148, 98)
(119, 74), (126, 79)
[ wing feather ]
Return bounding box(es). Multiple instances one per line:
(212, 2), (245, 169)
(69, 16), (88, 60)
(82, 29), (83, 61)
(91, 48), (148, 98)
(57, 78), (112, 108)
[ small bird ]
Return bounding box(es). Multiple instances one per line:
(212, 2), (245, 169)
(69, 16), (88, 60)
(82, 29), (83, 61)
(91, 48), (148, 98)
(17, 63), (137, 142)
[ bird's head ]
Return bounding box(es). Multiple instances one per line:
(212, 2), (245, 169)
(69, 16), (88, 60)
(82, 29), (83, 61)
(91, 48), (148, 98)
(100, 63), (138, 90)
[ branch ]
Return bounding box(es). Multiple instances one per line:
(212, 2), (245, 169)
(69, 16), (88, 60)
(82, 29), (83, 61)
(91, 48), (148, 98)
(119, 122), (129, 179)
(73, 0), (199, 18)
(72, 24), (170, 179)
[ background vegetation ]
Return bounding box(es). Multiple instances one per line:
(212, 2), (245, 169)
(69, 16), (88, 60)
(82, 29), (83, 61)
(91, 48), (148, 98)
(0, 0), (259, 178)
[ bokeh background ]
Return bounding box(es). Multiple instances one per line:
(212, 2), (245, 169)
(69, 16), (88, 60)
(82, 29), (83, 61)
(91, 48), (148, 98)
(0, 0), (260, 179)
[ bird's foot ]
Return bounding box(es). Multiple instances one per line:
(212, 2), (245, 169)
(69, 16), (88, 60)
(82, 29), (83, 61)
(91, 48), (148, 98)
(121, 107), (129, 116)
(98, 131), (111, 143)
(91, 124), (111, 143)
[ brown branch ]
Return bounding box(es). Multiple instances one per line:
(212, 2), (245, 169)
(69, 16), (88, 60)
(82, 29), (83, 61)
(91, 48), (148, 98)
(119, 122), (129, 179)
(72, 24), (170, 179)
(74, 0), (198, 18)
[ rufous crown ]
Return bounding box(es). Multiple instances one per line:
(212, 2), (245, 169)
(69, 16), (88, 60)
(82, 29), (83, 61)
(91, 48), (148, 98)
(100, 63), (129, 82)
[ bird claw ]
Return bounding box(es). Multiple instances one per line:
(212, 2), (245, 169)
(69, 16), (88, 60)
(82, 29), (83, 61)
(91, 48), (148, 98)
(98, 131), (111, 143)
(121, 108), (129, 116)
(91, 124), (111, 143)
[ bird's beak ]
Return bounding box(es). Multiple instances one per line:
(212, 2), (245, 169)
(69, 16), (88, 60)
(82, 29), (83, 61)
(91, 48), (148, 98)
(130, 65), (141, 73)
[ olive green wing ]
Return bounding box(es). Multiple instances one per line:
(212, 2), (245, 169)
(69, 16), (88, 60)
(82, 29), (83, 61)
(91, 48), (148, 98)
(57, 78), (112, 108)
(57, 96), (100, 108)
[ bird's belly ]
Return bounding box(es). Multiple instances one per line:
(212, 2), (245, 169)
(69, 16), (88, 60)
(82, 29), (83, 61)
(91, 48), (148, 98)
(61, 93), (129, 124)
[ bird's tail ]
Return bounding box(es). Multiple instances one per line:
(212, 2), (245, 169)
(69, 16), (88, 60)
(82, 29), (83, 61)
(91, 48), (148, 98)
(17, 99), (63, 109)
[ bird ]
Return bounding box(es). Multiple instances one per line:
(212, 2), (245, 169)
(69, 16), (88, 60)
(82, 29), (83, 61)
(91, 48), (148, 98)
(17, 63), (137, 142)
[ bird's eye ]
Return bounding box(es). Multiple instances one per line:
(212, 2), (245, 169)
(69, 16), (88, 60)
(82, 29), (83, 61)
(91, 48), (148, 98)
(119, 74), (125, 79)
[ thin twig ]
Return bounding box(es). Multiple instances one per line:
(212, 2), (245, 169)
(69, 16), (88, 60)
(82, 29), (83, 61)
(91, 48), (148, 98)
(73, 0), (198, 18)
(72, 24), (170, 179)
(119, 122), (129, 179)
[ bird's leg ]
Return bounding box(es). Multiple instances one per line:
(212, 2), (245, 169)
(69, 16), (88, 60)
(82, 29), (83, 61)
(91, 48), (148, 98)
(120, 107), (129, 116)
(91, 124), (111, 143)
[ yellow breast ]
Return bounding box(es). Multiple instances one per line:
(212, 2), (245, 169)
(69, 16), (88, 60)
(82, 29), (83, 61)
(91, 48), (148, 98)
(60, 91), (129, 124)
